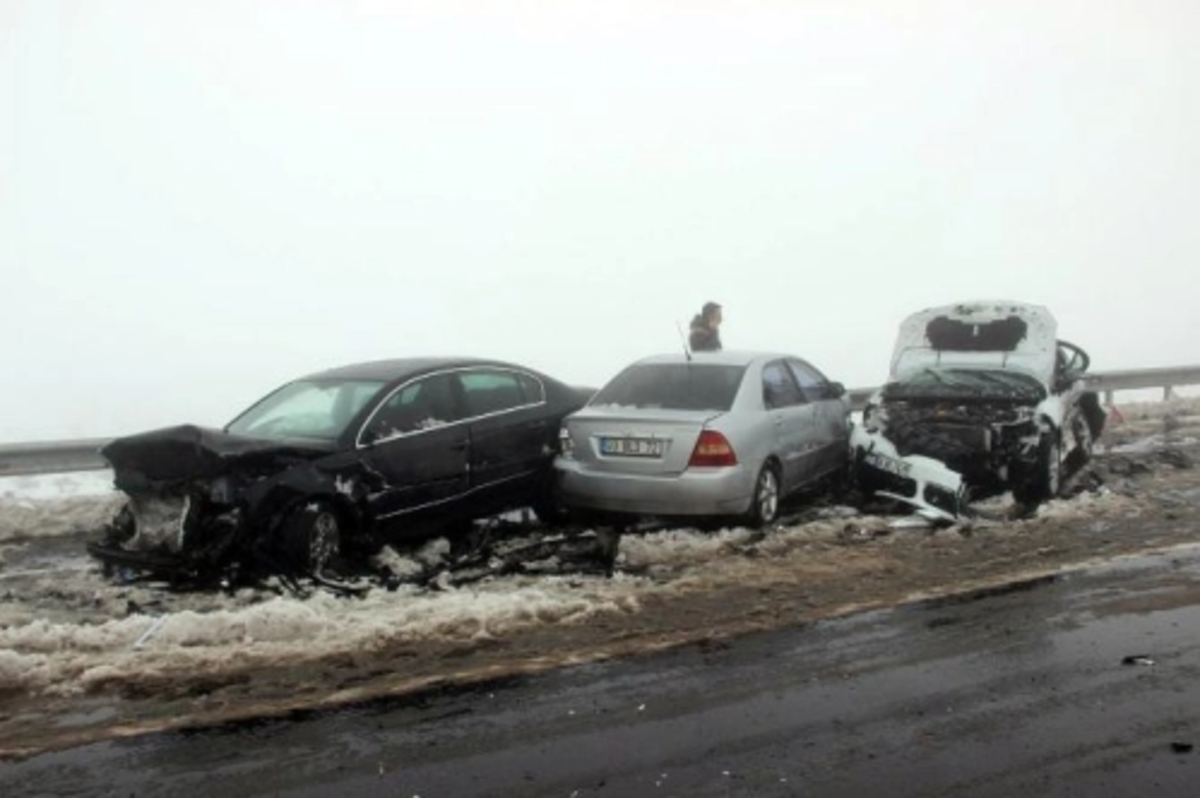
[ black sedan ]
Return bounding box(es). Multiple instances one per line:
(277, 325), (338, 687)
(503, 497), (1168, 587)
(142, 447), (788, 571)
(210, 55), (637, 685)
(88, 358), (590, 581)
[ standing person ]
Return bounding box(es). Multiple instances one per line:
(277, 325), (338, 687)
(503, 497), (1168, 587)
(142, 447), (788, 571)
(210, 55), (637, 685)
(688, 301), (723, 352)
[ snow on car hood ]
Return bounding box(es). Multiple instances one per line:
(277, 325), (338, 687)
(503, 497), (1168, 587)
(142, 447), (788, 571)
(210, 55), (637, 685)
(889, 301), (1058, 387)
(101, 424), (335, 485)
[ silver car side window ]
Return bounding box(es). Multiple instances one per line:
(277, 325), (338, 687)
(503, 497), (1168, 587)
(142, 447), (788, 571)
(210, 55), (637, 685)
(786, 359), (830, 402)
(762, 361), (806, 409)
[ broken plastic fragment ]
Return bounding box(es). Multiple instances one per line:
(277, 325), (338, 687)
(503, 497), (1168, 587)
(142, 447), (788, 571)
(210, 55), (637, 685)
(889, 515), (933, 530)
(1121, 655), (1155, 666)
(132, 615), (167, 650)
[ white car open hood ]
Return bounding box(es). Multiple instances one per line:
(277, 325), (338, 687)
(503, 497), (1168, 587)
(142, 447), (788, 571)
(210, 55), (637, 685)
(888, 300), (1058, 387)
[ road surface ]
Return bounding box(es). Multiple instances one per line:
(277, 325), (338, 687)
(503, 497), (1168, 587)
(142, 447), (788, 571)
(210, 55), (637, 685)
(3, 541), (1198, 797)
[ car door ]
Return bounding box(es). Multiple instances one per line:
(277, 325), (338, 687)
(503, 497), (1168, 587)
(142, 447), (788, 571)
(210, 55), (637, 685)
(787, 358), (850, 478)
(458, 368), (550, 497)
(761, 359), (820, 491)
(355, 371), (470, 522)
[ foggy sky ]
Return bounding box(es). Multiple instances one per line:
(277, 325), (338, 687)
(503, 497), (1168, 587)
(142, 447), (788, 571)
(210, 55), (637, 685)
(3, 0), (1198, 441)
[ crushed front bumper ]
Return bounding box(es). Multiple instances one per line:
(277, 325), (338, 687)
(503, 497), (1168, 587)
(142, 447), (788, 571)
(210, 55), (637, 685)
(851, 426), (968, 521)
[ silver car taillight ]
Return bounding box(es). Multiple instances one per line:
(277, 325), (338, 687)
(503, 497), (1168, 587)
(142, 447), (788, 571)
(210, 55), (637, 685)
(558, 426), (575, 458)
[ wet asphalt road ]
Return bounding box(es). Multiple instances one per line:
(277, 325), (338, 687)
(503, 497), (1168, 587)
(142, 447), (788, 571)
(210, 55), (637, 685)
(4, 546), (1200, 797)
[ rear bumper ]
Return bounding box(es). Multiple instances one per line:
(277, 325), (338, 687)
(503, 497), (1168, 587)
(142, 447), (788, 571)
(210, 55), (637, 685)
(554, 458), (754, 516)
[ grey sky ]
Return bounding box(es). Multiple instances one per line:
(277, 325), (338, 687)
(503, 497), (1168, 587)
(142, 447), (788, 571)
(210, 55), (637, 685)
(3, 0), (1197, 441)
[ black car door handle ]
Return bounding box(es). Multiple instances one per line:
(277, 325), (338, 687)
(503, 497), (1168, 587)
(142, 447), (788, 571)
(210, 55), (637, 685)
(450, 439), (469, 451)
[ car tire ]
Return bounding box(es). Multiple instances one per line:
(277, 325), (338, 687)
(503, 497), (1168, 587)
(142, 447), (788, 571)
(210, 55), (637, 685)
(1014, 433), (1061, 507)
(746, 462), (782, 527)
(530, 479), (571, 528)
(280, 502), (342, 575)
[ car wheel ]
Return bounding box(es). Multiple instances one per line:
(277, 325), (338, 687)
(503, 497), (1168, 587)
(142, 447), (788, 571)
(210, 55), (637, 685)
(281, 502), (342, 575)
(746, 463), (781, 527)
(530, 478), (571, 528)
(1014, 433), (1061, 507)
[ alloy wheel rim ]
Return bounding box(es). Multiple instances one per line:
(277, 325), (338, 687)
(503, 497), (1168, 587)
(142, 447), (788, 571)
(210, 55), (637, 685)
(759, 469), (779, 521)
(310, 511), (341, 570)
(1047, 441), (1061, 497)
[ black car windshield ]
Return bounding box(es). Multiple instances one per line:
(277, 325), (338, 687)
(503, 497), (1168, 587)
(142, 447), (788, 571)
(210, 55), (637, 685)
(589, 364), (745, 411)
(226, 378), (387, 441)
(885, 368), (1045, 401)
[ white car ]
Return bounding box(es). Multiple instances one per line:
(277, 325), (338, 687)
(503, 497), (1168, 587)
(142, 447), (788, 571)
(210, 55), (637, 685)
(851, 301), (1106, 519)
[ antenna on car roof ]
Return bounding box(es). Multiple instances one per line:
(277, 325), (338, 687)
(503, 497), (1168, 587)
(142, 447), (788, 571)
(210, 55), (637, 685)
(676, 321), (693, 361)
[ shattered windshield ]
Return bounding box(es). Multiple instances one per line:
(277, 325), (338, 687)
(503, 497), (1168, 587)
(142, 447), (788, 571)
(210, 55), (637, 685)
(590, 363), (745, 411)
(884, 368), (1045, 402)
(226, 379), (387, 441)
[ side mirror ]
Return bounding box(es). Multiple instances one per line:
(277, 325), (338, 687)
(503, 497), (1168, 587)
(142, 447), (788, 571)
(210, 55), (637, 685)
(826, 382), (846, 399)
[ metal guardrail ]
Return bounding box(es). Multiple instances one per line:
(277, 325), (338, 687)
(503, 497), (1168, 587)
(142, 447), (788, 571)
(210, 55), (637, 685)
(1, 365), (1198, 478)
(0, 439), (112, 475)
(0, 438), (113, 477)
(1082, 366), (1200, 404)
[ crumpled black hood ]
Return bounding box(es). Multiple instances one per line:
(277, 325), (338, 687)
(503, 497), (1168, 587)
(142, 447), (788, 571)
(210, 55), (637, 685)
(101, 424), (333, 485)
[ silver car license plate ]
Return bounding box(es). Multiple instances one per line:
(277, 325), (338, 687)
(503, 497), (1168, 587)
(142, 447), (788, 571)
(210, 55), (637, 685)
(865, 451), (912, 478)
(599, 436), (665, 458)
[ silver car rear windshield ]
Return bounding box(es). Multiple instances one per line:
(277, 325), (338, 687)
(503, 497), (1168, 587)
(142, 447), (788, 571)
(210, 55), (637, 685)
(589, 363), (746, 411)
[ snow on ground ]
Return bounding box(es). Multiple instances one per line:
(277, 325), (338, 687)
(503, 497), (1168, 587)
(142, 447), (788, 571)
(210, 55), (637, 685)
(0, 469), (117, 501)
(0, 470), (122, 543)
(0, 489), (1139, 700)
(0, 575), (645, 697)
(0, 399), (1193, 699)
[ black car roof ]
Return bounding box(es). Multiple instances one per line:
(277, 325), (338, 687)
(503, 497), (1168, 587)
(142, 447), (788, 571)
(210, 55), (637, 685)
(302, 357), (550, 384)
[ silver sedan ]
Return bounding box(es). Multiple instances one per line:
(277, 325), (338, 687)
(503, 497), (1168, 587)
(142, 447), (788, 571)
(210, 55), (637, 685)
(554, 351), (851, 526)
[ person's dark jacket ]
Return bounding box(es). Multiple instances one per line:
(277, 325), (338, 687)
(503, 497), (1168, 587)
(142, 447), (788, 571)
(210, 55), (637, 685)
(688, 314), (722, 352)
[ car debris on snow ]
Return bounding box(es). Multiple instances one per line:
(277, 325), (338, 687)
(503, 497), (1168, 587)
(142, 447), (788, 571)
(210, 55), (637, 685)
(131, 615), (167, 650)
(1121, 655), (1156, 667)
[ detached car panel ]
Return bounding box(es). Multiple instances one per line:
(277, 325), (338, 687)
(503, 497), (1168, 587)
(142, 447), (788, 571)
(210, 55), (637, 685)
(852, 301), (1105, 518)
(89, 358), (589, 580)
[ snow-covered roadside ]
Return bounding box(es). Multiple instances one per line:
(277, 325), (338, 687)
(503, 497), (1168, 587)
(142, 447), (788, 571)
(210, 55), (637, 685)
(0, 400), (1191, 701)
(0, 492), (1140, 700)
(0, 470), (121, 542)
(0, 575), (646, 697)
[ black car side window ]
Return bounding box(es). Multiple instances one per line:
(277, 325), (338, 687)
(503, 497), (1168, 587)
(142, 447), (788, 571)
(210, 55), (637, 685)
(516, 372), (546, 404)
(762, 361), (806, 409)
(362, 374), (461, 442)
(460, 370), (530, 418)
